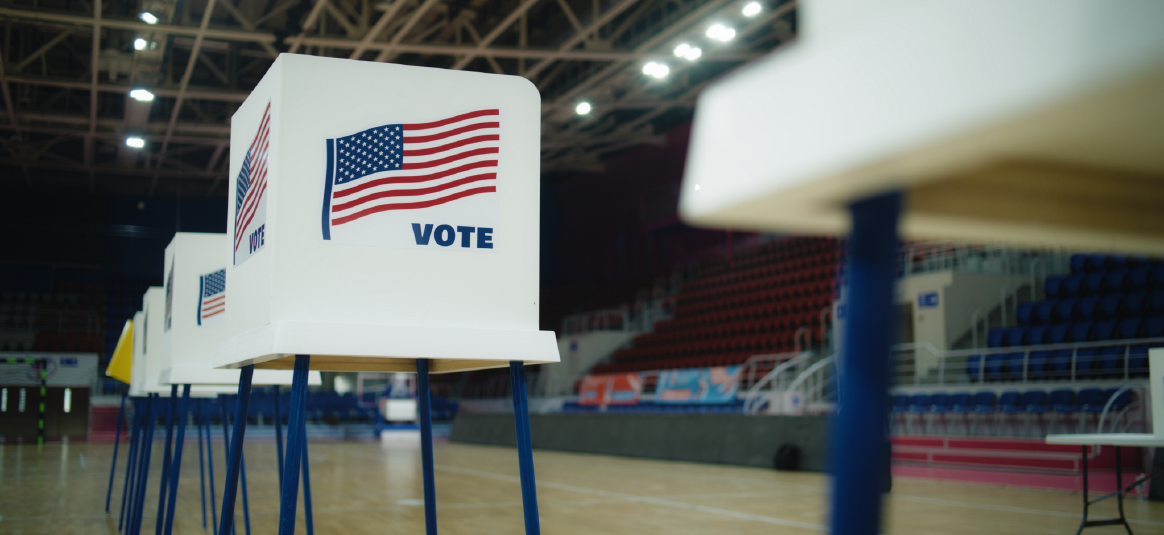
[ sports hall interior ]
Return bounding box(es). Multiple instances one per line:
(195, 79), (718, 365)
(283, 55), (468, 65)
(2, 0), (1164, 534)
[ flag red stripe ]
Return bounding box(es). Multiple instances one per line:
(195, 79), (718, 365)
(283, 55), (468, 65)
(332, 160), (497, 199)
(201, 309), (225, 319)
(404, 122), (498, 144)
(403, 135), (498, 157)
(331, 187), (496, 226)
(202, 296), (224, 304)
(234, 178), (268, 250)
(402, 147), (498, 170)
(403, 110), (498, 131)
(248, 103), (271, 154)
(234, 167), (267, 249)
(236, 133), (271, 226)
(202, 304), (224, 313)
(331, 173), (496, 212)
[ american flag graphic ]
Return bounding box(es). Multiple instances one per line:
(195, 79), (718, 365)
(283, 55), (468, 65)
(197, 269), (226, 327)
(321, 109), (500, 238)
(234, 101), (272, 264)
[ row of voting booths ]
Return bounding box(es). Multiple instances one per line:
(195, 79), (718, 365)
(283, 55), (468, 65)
(106, 54), (560, 535)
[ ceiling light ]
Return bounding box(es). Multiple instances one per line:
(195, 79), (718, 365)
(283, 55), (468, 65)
(674, 43), (691, 57)
(575, 102), (591, 115)
(134, 38), (148, 50)
(642, 62), (669, 79)
(682, 46), (701, 61)
(129, 89), (155, 102)
(126, 137), (146, 149)
(140, 12), (158, 24)
(706, 24), (736, 42)
(743, 2), (762, 17)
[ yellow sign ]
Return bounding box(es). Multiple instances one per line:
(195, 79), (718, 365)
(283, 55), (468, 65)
(105, 320), (133, 384)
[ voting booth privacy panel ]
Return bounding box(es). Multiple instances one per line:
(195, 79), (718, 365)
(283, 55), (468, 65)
(216, 54), (559, 373)
(679, 0), (1164, 253)
(162, 232), (319, 386)
(136, 288), (233, 397)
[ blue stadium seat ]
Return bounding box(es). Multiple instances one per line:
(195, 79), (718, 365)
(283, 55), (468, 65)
(1075, 388), (1103, 411)
(1152, 266), (1164, 289)
(1096, 345), (1126, 377)
(1106, 269), (1129, 292)
(1148, 289), (1164, 315)
(1026, 325), (1048, 345)
(1094, 319), (1117, 341)
(987, 328), (1007, 348)
(972, 392), (997, 413)
(1070, 322), (1094, 342)
(907, 394), (929, 413)
(985, 353), (1006, 381)
(1075, 348), (1099, 378)
(1044, 276), (1064, 299)
(1118, 317), (1142, 340)
(1048, 389), (1075, 412)
(1109, 255), (1128, 270)
(997, 391), (1021, 412)
(1146, 315), (1164, 338)
(1027, 351), (1051, 379)
(1005, 327), (1027, 347)
(966, 355), (983, 382)
(1129, 345), (1151, 376)
(1063, 275), (1084, 296)
(1123, 291), (1146, 317)
(1084, 272), (1105, 295)
(1070, 254), (1089, 273)
(1035, 301), (1057, 324)
(1099, 294), (1123, 318)
(1016, 302), (1035, 325)
(1129, 266), (1151, 290)
(1088, 254), (1109, 272)
(1019, 391), (1048, 413)
(1077, 295), (1100, 320)
(1003, 352), (1026, 378)
(929, 393), (951, 411)
(1048, 324), (1071, 344)
(1056, 299), (1079, 322)
(1100, 389), (1133, 412)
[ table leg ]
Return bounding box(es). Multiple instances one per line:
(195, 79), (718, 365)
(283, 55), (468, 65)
(510, 361), (541, 535)
(118, 397), (142, 532)
(156, 386), (177, 535)
(277, 355), (310, 535)
(106, 392), (126, 513)
(217, 366), (254, 535)
(827, 191), (901, 535)
(1116, 446), (1133, 535)
(1077, 445), (1089, 535)
(417, 359), (438, 535)
(163, 385), (191, 535)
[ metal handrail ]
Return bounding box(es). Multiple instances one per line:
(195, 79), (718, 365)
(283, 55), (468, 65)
(785, 355), (835, 410)
(742, 351), (813, 414)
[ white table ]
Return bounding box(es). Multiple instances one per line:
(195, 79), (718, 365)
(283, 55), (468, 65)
(1046, 433), (1164, 534)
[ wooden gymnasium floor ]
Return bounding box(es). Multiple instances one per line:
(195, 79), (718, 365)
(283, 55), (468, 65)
(3, 439), (1164, 534)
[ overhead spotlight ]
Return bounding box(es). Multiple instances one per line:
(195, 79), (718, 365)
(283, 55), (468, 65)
(126, 137), (146, 149)
(129, 89), (155, 102)
(139, 12), (158, 24)
(674, 43), (691, 57)
(575, 102), (592, 115)
(134, 38), (148, 50)
(743, 1), (762, 17)
(706, 23), (736, 42)
(673, 43), (702, 61)
(642, 62), (669, 79)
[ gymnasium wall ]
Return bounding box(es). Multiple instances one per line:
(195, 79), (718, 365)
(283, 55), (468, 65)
(451, 413), (830, 471)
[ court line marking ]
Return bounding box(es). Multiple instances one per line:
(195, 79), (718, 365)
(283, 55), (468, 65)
(433, 463), (827, 531)
(891, 494), (1164, 527)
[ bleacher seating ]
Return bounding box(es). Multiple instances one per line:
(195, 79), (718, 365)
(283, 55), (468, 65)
(892, 387), (1136, 436)
(971, 254), (1164, 382)
(592, 237), (840, 374)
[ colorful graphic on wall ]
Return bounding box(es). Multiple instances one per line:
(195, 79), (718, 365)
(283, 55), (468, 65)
(656, 366), (741, 404)
(578, 373), (642, 406)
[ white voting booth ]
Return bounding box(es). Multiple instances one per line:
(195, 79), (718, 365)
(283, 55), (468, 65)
(161, 232), (319, 387)
(211, 54), (558, 535)
(134, 288), (231, 397)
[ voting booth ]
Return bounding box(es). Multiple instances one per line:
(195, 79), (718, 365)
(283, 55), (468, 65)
(161, 232), (319, 387)
(211, 54), (558, 535)
(679, 2), (1164, 533)
(215, 53), (558, 374)
(137, 287), (233, 397)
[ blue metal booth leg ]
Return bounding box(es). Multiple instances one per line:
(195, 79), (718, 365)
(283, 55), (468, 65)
(118, 397), (143, 532)
(300, 383), (315, 535)
(106, 392), (127, 513)
(509, 361), (541, 535)
(417, 359), (438, 535)
(156, 386), (177, 535)
(221, 399), (252, 535)
(216, 366), (254, 535)
(197, 397), (208, 531)
(273, 384), (284, 490)
(276, 355), (311, 535)
(163, 385), (192, 535)
(130, 394), (159, 535)
(827, 191), (901, 535)
(204, 399), (219, 535)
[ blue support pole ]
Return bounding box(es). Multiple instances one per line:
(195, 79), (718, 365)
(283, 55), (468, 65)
(163, 385), (191, 535)
(509, 361), (541, 535)
(106, 392), (127, 512)
(197, 398), (208, 531)
(216, 366), (254, 535)
(827, 191), (901, 535)
(273, 384), (284, 490)
(276, 355), (310, 535)
(130, 394), (159, 535)
(300, 390), (314, 535)
(156, 385), (178, 535)
(417, 359), (438, 535)
(205, 399), (218, 535)
(119, 397), (143, 532)
(221, 399), (251, 535)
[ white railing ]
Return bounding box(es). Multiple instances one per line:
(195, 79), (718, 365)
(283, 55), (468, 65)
(742, 351), (815, 414)
(901, 241), (1065, 278)
(784, 355), (836, 414)
(893, 338), (1163, 386)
